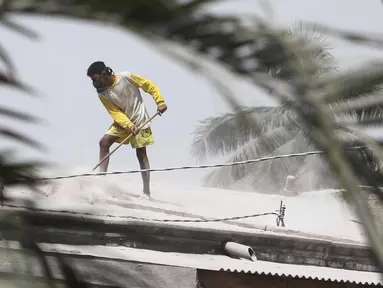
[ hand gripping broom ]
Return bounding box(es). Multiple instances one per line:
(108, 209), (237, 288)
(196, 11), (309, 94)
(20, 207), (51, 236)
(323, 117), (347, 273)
(92, 112), (161, 172)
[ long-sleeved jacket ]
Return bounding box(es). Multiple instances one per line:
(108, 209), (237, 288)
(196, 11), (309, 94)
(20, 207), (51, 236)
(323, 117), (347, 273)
(98, 72), (165, 130)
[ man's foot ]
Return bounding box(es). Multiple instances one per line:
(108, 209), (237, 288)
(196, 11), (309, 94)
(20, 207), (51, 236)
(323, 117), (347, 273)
(139, 193), (151, 200)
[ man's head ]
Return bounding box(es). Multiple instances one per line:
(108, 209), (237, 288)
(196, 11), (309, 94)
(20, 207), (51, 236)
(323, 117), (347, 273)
(86, 61), (115, 92)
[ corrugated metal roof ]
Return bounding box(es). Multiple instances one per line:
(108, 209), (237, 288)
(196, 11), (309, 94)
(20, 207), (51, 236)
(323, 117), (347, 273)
(41, 243), (383, 286)
(217, 260), (382, 285)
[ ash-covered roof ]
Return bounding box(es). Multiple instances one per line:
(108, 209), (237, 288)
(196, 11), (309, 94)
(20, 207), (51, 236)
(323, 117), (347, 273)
(5, 174), (366, 244)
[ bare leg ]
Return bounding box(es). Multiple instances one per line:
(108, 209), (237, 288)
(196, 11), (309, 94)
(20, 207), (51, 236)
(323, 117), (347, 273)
(136, 147), (150, 195)
(99, 135), (118, 172)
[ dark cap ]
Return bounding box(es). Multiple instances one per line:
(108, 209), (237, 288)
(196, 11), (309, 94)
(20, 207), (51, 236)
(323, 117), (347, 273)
(87, 61), (107, 76)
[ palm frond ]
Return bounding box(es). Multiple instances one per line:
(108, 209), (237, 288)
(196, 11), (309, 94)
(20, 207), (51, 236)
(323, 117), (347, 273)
(176, 0), (225, 13)
(0, 151), (44, 187)
(0, 72), (33, 93)
(248, 21), (335, 81)
(304, 21), (383, 50)
(0, 107), (41, 123)
(202, 112), (380, 194)
(203, 126), (298, 188)
(191, 105), (299, 161)
(0, 43), (16, 74)
(322, 61), (383, 125)
(2, 2), (331, 82)
(358, 107), (383, 126)
(191, 106), (258, 161)
(287, 22), (336, 75)
(225, 130), (312, 193)
(1, 18), (39, 39)
(0, 128), (44, 151)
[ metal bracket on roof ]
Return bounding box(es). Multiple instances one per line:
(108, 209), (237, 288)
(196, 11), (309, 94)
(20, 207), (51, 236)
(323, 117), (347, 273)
(275, 200), (286, 227)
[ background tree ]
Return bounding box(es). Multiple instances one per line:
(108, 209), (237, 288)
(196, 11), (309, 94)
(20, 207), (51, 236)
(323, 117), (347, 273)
(191, 24), (383, 194)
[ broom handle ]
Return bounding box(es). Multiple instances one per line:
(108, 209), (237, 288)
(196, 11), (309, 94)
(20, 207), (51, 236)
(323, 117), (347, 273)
(92, 112), (160, 172)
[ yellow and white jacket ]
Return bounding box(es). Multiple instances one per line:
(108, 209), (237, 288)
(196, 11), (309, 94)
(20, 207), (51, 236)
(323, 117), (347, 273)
(98, 72), (165, 130)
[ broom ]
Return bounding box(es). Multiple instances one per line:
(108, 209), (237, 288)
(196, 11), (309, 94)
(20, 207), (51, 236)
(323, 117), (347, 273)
(92, 112), (161, 172)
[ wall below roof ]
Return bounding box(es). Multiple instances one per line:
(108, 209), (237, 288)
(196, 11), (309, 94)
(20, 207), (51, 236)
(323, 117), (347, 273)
(1, 207), (379, 273)
(0, 248), (196, 288)
(196, 270), (381, 288)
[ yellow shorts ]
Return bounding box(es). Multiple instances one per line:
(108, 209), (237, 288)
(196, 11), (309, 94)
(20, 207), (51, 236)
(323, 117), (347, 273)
(105, 124), (154, 149)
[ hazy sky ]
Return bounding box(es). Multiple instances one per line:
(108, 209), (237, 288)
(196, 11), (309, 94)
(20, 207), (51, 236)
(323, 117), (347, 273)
(1, 0), (383, 185)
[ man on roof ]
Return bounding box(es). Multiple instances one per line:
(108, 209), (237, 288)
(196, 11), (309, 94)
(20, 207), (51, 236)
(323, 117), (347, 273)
(87, 61), (167, 199)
